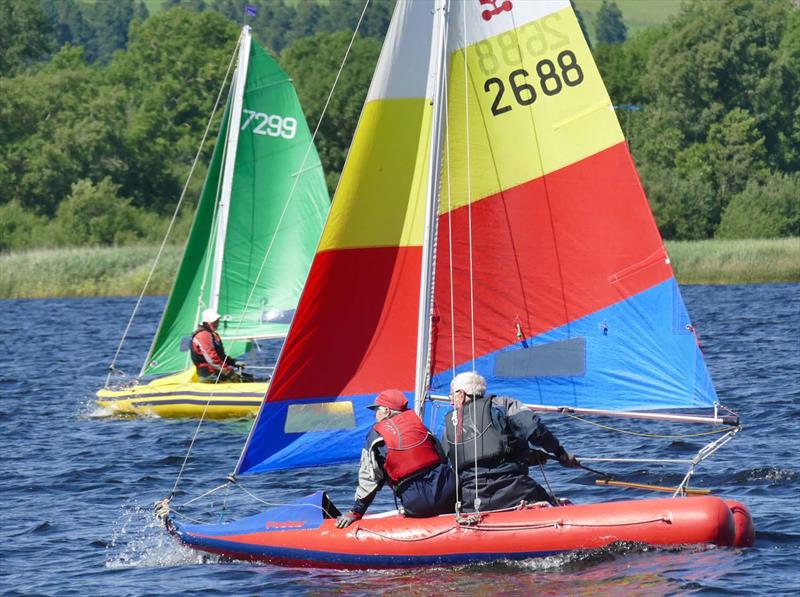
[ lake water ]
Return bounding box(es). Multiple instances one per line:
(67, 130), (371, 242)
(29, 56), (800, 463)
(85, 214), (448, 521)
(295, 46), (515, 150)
(1, 284), (798, 595)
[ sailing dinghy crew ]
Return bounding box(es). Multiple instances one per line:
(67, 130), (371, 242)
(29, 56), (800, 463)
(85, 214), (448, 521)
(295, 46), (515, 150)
(443, 371), (579, 512)
(190, 309), (249, 383)
(336, 389), (456, 528)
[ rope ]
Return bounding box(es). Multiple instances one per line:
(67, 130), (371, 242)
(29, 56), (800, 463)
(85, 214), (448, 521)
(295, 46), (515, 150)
(559, 411), (738, 439)
(458, 3), (482, 515)
(355, 525), (457, 542)
(103, 38), (240, 387)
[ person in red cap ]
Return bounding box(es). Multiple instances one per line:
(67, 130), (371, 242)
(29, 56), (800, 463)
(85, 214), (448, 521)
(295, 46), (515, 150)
(335, 389), (456, 528)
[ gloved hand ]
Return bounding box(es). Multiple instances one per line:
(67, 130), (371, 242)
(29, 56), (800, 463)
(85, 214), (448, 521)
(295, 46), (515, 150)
(526, 449), (549, 466)
(557, 449), (579, 468)
(335, 511), (363, 528)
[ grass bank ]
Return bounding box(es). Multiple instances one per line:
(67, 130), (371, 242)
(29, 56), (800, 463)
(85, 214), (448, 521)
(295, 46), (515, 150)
(0, 238), (797, 299)
(666, 238), (800, 284)
(0, 245), (181, 299)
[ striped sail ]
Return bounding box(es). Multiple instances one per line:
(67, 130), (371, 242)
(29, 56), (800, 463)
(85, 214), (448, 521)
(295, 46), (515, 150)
(237, 0), (716, 475)
(428, 0), (716, 413)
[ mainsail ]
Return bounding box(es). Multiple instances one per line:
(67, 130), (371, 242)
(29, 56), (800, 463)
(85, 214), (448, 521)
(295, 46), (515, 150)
(236, 0), (716, 475)
(144, 32), (330, 377)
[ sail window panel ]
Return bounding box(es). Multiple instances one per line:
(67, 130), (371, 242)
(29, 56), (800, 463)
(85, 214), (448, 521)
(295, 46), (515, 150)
(441, 5), (623, 214)
(494, 337), (586, 378)
(284, 402), (356, 433)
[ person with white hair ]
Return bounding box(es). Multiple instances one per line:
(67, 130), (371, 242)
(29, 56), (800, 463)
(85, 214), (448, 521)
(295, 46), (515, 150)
(336, 389), (456, 528)
(442, 371), (578, 512)
(189, 308), (249, 382)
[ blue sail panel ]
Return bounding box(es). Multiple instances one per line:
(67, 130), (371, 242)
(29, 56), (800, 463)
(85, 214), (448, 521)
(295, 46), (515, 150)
(238, 393), (412, 475)
(429, 278), (717, 412)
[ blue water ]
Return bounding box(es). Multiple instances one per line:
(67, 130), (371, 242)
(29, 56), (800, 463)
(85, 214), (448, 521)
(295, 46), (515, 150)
(1, 285), (798, 595)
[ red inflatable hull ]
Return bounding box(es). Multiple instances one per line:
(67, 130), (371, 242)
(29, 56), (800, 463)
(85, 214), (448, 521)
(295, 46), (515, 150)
(169, 494), (754, 569)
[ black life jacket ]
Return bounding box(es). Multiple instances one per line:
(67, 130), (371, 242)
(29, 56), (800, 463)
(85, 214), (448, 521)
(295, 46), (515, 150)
(444, 396), (524, 467)
(373, 410), (442, 485)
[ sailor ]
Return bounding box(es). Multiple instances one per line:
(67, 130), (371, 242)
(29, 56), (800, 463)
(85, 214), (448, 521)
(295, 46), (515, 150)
(190, 308), (249, 383)
(335, 389), (456, 528)
(442, 371), (579, 512)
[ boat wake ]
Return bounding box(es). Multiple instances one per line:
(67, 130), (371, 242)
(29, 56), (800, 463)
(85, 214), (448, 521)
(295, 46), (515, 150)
(105, 504), (219, 569)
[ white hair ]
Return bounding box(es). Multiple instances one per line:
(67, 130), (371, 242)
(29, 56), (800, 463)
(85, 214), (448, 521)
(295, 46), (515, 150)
(450, 371), (486, 398)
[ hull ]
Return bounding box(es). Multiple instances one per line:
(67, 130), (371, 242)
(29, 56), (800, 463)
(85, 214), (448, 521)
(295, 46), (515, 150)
(167, 492), (754, 569)
(96, 369), (266, 419)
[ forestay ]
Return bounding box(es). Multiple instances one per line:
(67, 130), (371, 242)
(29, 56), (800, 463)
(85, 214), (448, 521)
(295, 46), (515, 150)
(236, 0), (716, 476)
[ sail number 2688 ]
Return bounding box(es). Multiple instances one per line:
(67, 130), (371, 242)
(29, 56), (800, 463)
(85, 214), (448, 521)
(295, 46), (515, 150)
(484, 50), (584, 116)
(241, 109), (297, 139)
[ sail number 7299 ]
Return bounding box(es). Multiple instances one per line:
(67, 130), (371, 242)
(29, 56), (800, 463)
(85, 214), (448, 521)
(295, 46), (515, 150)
(241, 109), (297, 139)
(484, 50), (584, 116)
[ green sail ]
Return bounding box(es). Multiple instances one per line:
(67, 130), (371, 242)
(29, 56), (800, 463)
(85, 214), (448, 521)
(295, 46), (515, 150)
(143, 38), (329, 377)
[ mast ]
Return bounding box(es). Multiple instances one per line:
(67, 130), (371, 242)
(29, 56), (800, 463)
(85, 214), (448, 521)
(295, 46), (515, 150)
(414, 0), (450, 417)
(209, 26), (252, 313)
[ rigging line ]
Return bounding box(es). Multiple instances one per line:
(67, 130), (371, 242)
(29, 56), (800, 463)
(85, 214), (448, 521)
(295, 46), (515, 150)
(462, 5), (476, 374)
(104, 37), (240, 386)
(460, 4), (480, 514)
(559, 411), (738, 439)
(355, 525), (457, 542)
(231, 0), (374, 479)
(228, 0), (373, 351)
(507, 11), (577, 406)
(445, 53), (457, 382)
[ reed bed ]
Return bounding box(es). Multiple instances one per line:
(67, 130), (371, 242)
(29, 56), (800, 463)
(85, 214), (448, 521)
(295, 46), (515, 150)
(666, 238), (800, 284)
(0, 245), (181, 299)
(0, 238), (797, 299)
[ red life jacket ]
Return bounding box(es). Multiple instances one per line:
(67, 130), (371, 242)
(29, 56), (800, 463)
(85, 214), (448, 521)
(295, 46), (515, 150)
(373, 410), (442, 484)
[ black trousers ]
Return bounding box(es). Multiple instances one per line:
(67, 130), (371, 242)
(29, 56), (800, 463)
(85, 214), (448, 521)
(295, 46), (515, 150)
(458, 471), (555, 512)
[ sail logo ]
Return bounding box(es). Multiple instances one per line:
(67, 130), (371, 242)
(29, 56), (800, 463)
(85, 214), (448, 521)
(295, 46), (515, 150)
(479, 0), (513, 21)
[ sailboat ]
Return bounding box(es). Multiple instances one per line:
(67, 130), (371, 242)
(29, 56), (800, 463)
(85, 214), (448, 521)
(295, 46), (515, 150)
(97, 26), (330, 419)
(161, 0), (754, 565)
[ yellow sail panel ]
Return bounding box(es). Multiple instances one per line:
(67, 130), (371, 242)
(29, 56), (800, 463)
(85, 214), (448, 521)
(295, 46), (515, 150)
(440, 5), (623, 213)
(318, 98), (432, 251)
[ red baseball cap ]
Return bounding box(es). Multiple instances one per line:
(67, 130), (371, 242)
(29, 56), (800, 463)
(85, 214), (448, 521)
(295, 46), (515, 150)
(367, 389), (408, 411)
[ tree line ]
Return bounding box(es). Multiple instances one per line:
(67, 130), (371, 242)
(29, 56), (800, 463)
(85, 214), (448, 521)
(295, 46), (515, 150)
(0, 0), (797, 252)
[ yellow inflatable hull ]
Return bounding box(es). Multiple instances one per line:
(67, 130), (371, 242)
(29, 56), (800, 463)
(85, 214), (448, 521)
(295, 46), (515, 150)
(96, 369), (267, 419)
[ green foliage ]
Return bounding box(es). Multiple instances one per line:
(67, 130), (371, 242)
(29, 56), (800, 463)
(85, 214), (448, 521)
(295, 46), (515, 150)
(52, 177), (165, 246)
(281, 31), (381, 195)
(0, 201), (49, 252)
(595, 0), (627, 45)
(717, 174), (800, 239)
(0, 0), (54, 75)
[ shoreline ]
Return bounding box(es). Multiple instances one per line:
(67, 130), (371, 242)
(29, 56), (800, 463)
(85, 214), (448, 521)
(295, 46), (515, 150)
(0, 238), (797, 299)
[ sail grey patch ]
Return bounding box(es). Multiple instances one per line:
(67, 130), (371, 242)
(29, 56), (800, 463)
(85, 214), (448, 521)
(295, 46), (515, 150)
(495, 337), (586, 378)
(285, 402), (356, 433)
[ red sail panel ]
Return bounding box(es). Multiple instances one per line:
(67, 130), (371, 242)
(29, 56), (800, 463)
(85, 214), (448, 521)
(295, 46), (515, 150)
(266, 245), (422, 400)
(432, 141), (672, 373)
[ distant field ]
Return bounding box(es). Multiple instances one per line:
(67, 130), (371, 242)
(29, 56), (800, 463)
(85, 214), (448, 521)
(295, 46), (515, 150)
(575, 0), (683, 40)
(1, 238), (796, 299)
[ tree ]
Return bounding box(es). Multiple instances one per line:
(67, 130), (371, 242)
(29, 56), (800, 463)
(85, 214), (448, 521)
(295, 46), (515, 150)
(0, 0), (54, 75)
(716, 174), (800, 239)
(595, 0), (627, 45)
(281, 31), (381, 194)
